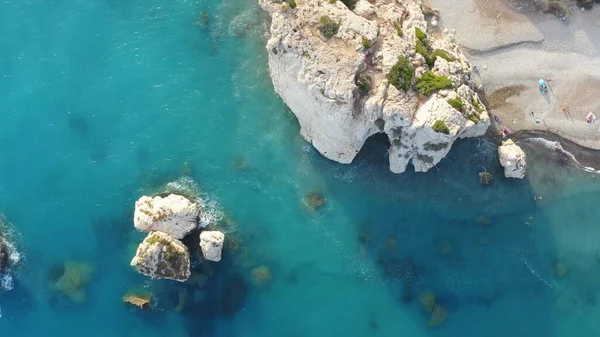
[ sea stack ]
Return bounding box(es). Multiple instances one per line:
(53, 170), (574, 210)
(498, 139), (527, 179)
(259, 0), (489, 173)
(134, 194), (201, 239)
(130, 193), (225, 282)
(131, 231), (191, 282)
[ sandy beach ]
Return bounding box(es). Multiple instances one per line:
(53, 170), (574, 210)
(431, 0), (600, 149)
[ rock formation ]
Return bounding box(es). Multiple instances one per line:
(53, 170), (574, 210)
(498, 139), (527, 179)
(134, 194), (201, 239)
(199, 230), (225, 262)
(259, 0), (489, 173)
(130, 231), (191, 282)
(0, 236), (7, 271)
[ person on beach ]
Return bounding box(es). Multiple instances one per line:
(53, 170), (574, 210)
(538, 79), (548, 94)
(586, 112), (596, 124)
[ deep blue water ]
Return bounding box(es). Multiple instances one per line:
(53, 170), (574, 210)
(2, 0), (600, 336)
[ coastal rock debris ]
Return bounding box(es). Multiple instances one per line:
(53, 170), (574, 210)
(259, 0), (490, 173)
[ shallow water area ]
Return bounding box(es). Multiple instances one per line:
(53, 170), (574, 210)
(2, 0), (600, 336)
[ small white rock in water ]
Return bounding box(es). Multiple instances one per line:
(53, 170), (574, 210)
(498, 139), (527, 179)
(431, 18), (438, 27)
(134, 194), (201, 239)
(199, 231), (225, 262)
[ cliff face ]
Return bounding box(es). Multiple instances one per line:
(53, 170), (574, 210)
(260, 0), (490, 173)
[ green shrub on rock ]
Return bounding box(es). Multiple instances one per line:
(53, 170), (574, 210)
(416, 39), (434, 67)
(387, 56), (414, 91)
(415, 27), (429, 46)
(447, 97), (463, 112)
(288, 0), (297, 8)
(393, 21), (403, 37)
(361, 36), (372, 49)
(319, 16), (339, 40)
(432, 49), (455, 62)
(432, 120), (450, 135)
(415, 71), (452, 96)
(355, 74), (371, 94)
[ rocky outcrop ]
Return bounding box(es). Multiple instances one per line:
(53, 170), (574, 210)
(199, 231), (225, 262)
(259, 0), (489, 173)
(130, 231), (191, 281)
(0, 237), (7, 271)
(134, 194), (201, 239)
(498, 139), (527, 179)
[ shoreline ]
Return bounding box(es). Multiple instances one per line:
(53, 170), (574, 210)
(432, 0), (600, 161)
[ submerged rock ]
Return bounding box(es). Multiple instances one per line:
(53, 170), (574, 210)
(123, 291), (152, 309)
(259, 0), (489, 173)
(498, 139), (527, 179)
(554, 262), (567, 278)
(251, 265), (272, 287)
(418, 289), (436, 312)
(428, 304), (448, 327)
(134, 194), (201, 239)
(479, 172), (493, 186)
(199, 231), (225, 262)
(50, 261), (94, 304)
(130, 232), (191, 282)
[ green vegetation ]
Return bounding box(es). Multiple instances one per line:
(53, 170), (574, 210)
(472, 98), (484, 115)
(415, 39), (434, 67)
(329, 0), (336, 3)
(468, 114), (480, 124)
(447, 97), (463, 112)
(361, 36), (372, 49)
(431, 120), (450, 135)
(432, 49), (454, 62)
(415, 71), (452, 96)
(469, 98), (484, 123)
(415, 27), (428, 44)
(319, 16), (339, 40)
(414, 28), (454, 67)
(387, 56), (414, 91)
(288, 0), (296, 8)
(355, 74), (371, 94)
(393, 21), (403, 37)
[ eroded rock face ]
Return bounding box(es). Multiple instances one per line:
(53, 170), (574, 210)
(199, 231), (225, 262)
(134, 194), (201, 239)
(498, 139), (527, 179)
(130, 231), (191, 282)
(260, 0), (489, 173)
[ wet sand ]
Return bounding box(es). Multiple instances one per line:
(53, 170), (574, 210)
(432, 0), (600, 149)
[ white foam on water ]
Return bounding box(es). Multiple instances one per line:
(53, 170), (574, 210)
(0, 273), (13, 291)
(519, 137), (600, 174)
(163, 176), (224, 228)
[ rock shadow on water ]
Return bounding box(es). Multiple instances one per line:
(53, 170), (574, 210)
(326, 135), (563, 331)
(67, 114), (91, 138)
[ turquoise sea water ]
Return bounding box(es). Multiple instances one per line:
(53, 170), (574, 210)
(2, 0), (600, 336)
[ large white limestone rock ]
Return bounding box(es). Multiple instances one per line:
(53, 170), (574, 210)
(130, 231), (191, 282)
(259, 0), (489, 173)
(134, 194), (200, 239)
(199, 231), (225, 262)
(498, 139), (527, 179)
